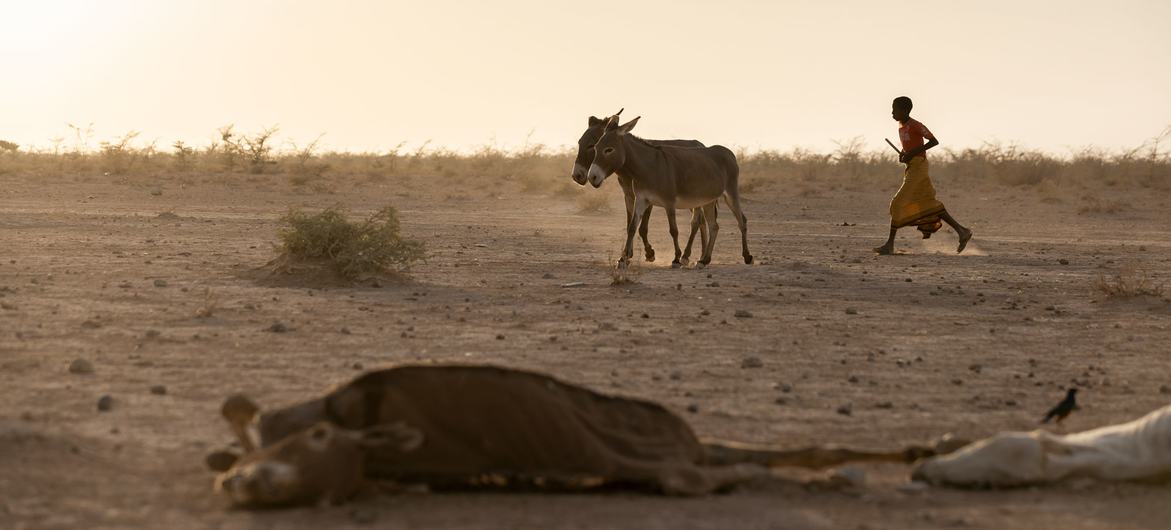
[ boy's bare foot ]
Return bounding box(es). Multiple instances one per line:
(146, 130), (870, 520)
(874, 244), (894, 255)
(957, 228), (972, 253)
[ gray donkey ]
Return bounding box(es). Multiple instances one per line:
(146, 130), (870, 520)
(571, 109), (710, 265)
(587, 116), (751, 268)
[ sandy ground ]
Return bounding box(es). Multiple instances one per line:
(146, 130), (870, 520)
(2, 170), (1170, 530)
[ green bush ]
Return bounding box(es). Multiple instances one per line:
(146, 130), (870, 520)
(279, 206), (424, 279)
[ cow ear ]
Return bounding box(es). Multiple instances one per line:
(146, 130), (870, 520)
(358, 421), (424, 452)
(588, 116), (602, 127)
(617, 116), (640, 135)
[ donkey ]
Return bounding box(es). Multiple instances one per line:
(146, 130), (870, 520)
(572, 109), (711, 265)
(587, 116), (752, 268)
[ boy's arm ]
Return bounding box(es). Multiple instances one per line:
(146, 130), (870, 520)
(899, 136), (939, 163)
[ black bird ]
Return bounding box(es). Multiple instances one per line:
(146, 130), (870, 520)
(1041, 388), (1079, 425)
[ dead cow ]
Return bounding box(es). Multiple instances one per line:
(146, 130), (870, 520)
(213, 364), (933, 507)
(912, 403), (1171, 487)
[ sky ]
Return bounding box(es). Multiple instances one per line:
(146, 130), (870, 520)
(2, 0), (1169, 154)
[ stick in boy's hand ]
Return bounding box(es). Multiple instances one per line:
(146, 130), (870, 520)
(884, 138), (903, 156)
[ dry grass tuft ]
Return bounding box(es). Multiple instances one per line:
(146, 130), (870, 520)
(1078, 196), (1129, 215)
(576, 193), (612, 214)
(1094, 265), (1164, 299)
(278, 206), (424, 280)
(609, 260), (640, 286)
(194, 288), (218, 318)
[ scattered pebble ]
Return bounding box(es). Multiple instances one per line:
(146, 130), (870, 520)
(97, 395), (114, 412)
(153, 279), (168, 288)
(836, 403), (853, 416)
(875, 401), (893, 409)
(686, 404), (699, 413)
(845, 308), (858, 315)
(352, 362), (364, 370)
(267, 322), (289, 333)
(495, 334), (505, 340)
(69, 359), (94, 374)
(669, 371), (682, 381)
(741, 356), (763, 369)
(149, 385), (167, 395)
(560, 282), (586, 288)
(734, 309), (753, 318)
(780, 383), (793, 393)
(1160, 385), (1171, 395)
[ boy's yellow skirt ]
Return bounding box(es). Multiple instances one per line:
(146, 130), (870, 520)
(890, 156), (945, 236)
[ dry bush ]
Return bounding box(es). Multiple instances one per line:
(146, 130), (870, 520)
(278, 206), (424, 279)
(576, 192), (612, 214)
(1094, 265), (1164, 299)
(1078, 196), (1128, 215)
(194, 288), (218, 318)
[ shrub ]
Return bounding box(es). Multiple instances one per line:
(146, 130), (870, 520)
(278, 206), (424, 279)
(1093, 265), (1164, 299)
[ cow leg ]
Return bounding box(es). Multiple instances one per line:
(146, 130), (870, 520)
(722, 190), (753, 265)
(620, 196), (650, 268)
(639, 206), (655, 262)
(665, 207), (683, 268)
(698, 202), (719, 268)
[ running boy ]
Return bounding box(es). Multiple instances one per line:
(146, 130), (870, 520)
(875, 96), (972, 255)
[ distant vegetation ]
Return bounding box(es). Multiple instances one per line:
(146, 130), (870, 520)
(1, 125), (1168, 196)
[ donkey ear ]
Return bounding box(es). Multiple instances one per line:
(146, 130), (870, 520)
(617, 116), (641, 135)
(588, 116), (602, 126)
(357, 421), (424, 452)
(604, 115), (620, 130)
(613, 107), (624, 117)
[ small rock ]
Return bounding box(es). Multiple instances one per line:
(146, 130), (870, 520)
(144, 329), (161, 339)
(968, 364), (982, 374)
(349, 508), (379, 524)
(669, 371), (682, 381)
(1059, 259), (1069, 265)
(560, 282), (586, 288)
(149, 385), (167, 395)
(495, 334), (505, 340)
(951, 378), (964, 385)
(153, 279), (168, 288)
(150, 186), (163, 196)
(831, 467), (866, 488)
(686, 404), (699, 413)
(267, 322), (289, 333)
(741, 356), (763, 369)
(774, 397), (788, 405)
(847, 375), (859, 383)
(1160, 385), (1171, 395)
(875, 401), (893, 409)
(352, 362), (364, 370)
(780, 383), (793, 393)
(97, 395), (114, 412)
(845, 308), (858, 315)
(733, 309), (753, 318)
(80, 320), (102, 329)
(205, 450), (239, 472)
(836, 403), (853, 416)
(340, 327), (351, 335)
(541, 272), (555, 279)
(69, 359), (94, 374)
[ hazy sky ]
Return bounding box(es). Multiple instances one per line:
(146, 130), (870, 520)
(3, 0), (1169, 154)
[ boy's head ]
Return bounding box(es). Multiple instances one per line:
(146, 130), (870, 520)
(892, 96), (913, 122)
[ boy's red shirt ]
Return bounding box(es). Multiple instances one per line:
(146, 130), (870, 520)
(898, 118), (935, 158)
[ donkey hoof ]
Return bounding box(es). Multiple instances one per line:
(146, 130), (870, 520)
(697, 262), (708, 270)
(744, 255), (754, 265)
(616, 260), (630, 269)
(645, 250), (656, 262)
(671, 261), (682, 269)
(679, 257), (690, 266)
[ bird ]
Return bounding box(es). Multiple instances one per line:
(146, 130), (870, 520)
(1041, 388), (1079, 425)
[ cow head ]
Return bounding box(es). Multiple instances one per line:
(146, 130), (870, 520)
(212, 395), (423, 508)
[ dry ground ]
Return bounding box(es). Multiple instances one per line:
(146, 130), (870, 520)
(2, 169), (1170, 530)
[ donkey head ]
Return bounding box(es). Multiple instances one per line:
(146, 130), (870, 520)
(213, 395), (423, 508)
(586, 115), (640, 188)
(571, 108), (623, 185)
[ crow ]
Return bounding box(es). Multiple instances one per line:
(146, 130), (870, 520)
(1041, 388), (1079, 425)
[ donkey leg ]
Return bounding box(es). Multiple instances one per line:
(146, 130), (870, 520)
(620, 197), (649, 268)
(681, 208), (703, 265)
(621, 188), (636, 260)
(665, 207), (683, 268)
(640, 206), (655, 262)
(722, 191), (753, 265)
(698, 202), (719, 268)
